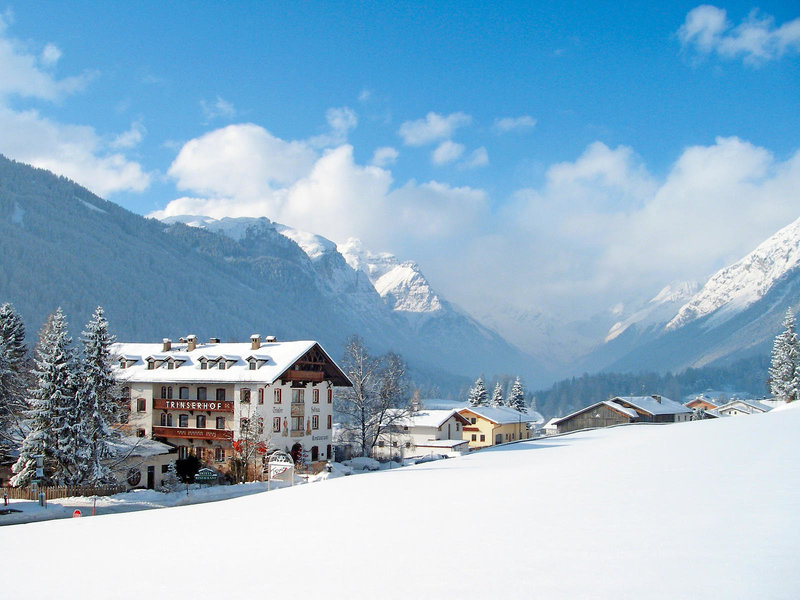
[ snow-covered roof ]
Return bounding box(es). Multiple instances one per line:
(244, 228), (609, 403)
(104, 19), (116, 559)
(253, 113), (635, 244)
(459, 405), (538, 425)
(613, 396), (691, 416)
(715, 399), (772, 414)
(552, 400), (640, 425)
(110, 339), (350, 386)
(106, 436), (174, 458)
(386, 409), (468, 429)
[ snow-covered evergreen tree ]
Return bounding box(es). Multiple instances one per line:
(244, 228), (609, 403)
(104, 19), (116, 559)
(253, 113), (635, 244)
(769, 308), (800, 402)
(159, 461), (182, 493)
(490, 382), (504, 407)
(76, 306), (120, 485)
(0, 303), (28, 463)
(11, 309), (77, 486)
(467, 377), (488, 407)
(507, 377), (527, 413)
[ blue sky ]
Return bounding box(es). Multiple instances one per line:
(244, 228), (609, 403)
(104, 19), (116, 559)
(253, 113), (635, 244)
(1, 2), (799, 320)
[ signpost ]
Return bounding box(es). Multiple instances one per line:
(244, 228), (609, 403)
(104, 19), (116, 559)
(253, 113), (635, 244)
(267, 451), (295, 491)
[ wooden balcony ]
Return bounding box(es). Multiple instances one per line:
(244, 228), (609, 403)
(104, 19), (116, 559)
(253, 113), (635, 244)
(152, 426), (234, 441)
(284, 369), (324, 382)
(153, 398), (234, 412)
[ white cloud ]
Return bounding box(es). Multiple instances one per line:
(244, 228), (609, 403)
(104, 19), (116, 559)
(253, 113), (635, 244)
(308, 106), (358, 148)
(370, 146), (399, 167)
(432, 140), (465, 165)
(679, 5), (800, 64)
(462, 147), (489, 169)
(201, 96), (237, 122)
(398, 111), (472, 146)
(110, 119), (146, 149)
(40, 43), (61, 67)
(0, 23), (149, 197)
(155, 125), (489, 257)
(494, 115), (537, 133)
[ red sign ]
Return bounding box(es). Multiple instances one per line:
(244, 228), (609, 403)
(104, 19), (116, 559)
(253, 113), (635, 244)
(152, 426), (234, 441)
(73, 510), (81, 518)
(153, 399), (234, 413)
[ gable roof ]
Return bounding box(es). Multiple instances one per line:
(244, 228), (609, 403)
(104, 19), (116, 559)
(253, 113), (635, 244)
(715, 399), (772, 414)
(111, 339), (351, 386)
(383, 409), (470, 429)
(613, 395), (691, 416)
(551, 400), (639, 425)
(459, 405), (541, 425)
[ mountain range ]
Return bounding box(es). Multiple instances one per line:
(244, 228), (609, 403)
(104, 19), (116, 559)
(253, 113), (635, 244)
(1, 153), (798, 396)
(0, 155), (544, 392)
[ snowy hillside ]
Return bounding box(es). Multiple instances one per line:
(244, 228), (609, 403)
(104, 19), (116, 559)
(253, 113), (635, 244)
(5, 405), (799, 598)
(667, 215), (800, 331)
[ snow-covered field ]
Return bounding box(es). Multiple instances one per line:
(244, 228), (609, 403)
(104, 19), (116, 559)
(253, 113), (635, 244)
(3, 405), (799, 599)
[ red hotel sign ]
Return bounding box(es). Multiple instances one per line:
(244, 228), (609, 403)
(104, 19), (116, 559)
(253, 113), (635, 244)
(152, 426), (233, 441)
(153, 399), (234, 412)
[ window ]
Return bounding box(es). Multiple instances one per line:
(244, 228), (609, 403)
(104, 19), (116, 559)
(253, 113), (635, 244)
(167, 386), (173, 399)
(312, 415), (319, 430)
(178, 446), (188, 460)
(292, 389), (304, 404)
(179, 414), (189, 428)
(136, 428), (146, 438)
(197, 387), (207, 401)
(179, 387), (189, 400)
(216, 417), (225, 430)
(195, 448), (204, 461)
(470, 417), (476, 424)
(471, 434), (477, 441)
(119, 358), (127, 369)
(273, 417), (281, 433)
(161, 464), (169, 474)
(137, 398), (146, 412)
(218, 360), (225, 370)
(327, 414), (332, 429)
(480, 434), (485, 442)
(196, 415), (206, 428)
(258, 388), (264, 404)
(216, 388), (226, 402)
(160, 413), (170, 426)
(215, 447), (225, 462)
(160, 386), (167, 399)
(274, 388), (282, 404)
(291, 416), (303, 431)
(147, 360), (155, 370)
(200, 359), (207, 370)
(167, 360), (174, 370)
(456, 423), (461, 431)
(240, 388), (251, 403)
(328, 389), (333, 404)
(313, 389), (319, 403)
(249, 360), (256, 370)
(392, 441), (397, 448)
(378, 440), (385, 448)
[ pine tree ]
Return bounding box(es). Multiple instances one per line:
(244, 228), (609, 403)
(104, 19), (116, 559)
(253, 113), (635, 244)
(490, 382), (504, 407)
(0, 303), (28, 463)
(768, 308), (800, 402)
(76, 306), (120, 485)
(507, 377), (527, 413)
(467, 377), (488, 407)
(11, 309), (77, 486)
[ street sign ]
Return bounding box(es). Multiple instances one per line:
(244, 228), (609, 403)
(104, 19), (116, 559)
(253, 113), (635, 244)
(73, 510), (81, 518)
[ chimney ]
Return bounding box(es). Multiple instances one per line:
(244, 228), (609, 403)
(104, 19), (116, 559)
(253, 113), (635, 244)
(251, 334), (261, 350)
(653, 394), (661, 404)
(187, 335), (197, 352)
(162, 338), (171, 352)
(209, 337), (220, 344)
(265, 335), (277, 343)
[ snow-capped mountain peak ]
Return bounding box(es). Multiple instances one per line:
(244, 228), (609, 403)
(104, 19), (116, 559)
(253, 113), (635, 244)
(605, 281), (699, 342)
(666, 215), (800, 331)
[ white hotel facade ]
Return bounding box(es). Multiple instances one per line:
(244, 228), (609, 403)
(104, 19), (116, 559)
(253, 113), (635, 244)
(112, 334), (351, 474)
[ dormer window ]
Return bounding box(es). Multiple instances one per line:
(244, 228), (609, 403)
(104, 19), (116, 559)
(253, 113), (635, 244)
(147, 359), (155, 370)
(218, 361), (225, 370)
(199, 358), (207, 370)
(119, 358), (127, 369)
(167, 360), (174, 370)
(249, 360), (256, 370)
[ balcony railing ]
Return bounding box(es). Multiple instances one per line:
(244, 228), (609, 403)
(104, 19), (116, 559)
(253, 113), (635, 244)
(285, 369), (324, 382)
(152, 426), (233, 441)
(153, 399), (234, 413)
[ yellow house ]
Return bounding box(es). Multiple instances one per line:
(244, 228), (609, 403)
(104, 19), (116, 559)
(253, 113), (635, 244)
(458, 406), (532, 449)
